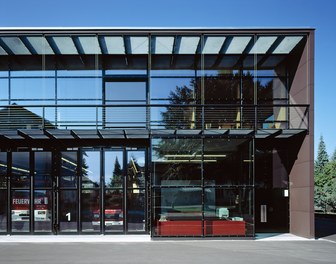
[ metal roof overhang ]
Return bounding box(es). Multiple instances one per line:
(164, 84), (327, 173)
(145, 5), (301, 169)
(0, 129), (308, 143)
(0, 30), (309, 71)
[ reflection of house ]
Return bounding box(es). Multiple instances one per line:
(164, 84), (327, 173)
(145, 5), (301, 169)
(0, 104), (54, 130)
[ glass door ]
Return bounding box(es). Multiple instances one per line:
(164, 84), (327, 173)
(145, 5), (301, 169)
(126, 150), (146, 233)
(58, 152), (79, 233)
(103, 148), (147, 234)
(104, 150), (124, 233)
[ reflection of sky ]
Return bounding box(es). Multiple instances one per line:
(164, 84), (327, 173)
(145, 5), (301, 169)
(150, 78), (193, 99)
(84, 152), (101, 183)
(106, 82), (145, 101)
(128, 151), (145, 167)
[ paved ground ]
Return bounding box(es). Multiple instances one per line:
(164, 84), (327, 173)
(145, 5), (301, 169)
(0, 239), (335, 264)
(0, 215), (334, 264)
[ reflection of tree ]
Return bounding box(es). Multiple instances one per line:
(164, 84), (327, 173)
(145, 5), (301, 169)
(109, 157), (123, 188)
(161, 79), (200, 129)
(153, 138), (201, 182)
(127, 156), (145, 188)
(161, 72), (275, 129)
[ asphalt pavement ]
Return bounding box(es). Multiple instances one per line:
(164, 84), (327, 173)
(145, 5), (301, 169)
(0, 239), (335, 264)
(0, 214), (334, 264)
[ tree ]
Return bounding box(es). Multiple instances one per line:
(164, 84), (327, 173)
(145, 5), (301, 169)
(109, 157), (123, 188)
(331, 148), (336, 162)
(315, 136), (329, 174)
(314, 136), (336, 212)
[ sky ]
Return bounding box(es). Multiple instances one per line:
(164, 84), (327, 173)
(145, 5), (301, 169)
(1, 0), (335, 158)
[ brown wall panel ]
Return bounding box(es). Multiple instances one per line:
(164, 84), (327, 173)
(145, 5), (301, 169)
(289, 30), (314, 238)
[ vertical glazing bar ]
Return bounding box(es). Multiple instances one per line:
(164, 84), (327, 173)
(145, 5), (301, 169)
(55, 69), (58, 128)
(254, 34), (258, 130)
(240, 69), (243, 128)
(30, 151), (34, 233)
(102, 71), (106, 129)
(6, 152), (11, 234)
(8, 70), (11, 105)
(200, 34), (205, 237)
(147, 34), (151, 129)
(101, 149), (104, 234)
(286, 69), (290, 129)
(96, 106), (98, 130)
(252, 138), (256, 236)
(42, 106), (45, 128)
(123, 149), (127, 234)
(77, 150), (81, 234)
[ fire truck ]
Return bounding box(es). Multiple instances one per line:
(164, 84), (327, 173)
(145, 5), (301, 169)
(11, 190), (51, 230)
(92, 208), (123, 230)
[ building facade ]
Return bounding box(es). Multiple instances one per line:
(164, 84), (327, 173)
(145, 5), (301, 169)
(0, 28), (314, 238)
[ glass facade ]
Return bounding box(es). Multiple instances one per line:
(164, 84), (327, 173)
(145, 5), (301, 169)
(0, 29), (313, 237)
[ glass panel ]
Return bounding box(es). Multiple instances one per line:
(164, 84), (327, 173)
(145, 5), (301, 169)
(153, 187), (202, 236)
(204, 188), (253, 236)
(150, 77), (201, 129)
(204, 139), (253, 186)
(11, 152), (30, 188)
(59, 190), (78, 232)
(57, 70), (102, 77)
(257, 77), (287, 103)
(1, 104), (53, 130)
(105, 151), (123, 188)
(104, 189), (123, 233)
(105, 82), (146, 128)
(34, 152), (52, 188)
(11, 190), (30, 232)
(0, 79), (9, 100)
(82, 151), (100, 188)
(105, 82), (146, 102)
(127, 151), (145, 189)
(34, 190), (52, 232)
(60, 152), (77, 188)
(255, 147), (289, 189)
(0, 189), (7, 232)
(81, 189), (100, 232)
(242, 73), (254, 104)
(127, 189), (145, 232)
(150, 78), (198, 101)
(56, 104), (102, 129)
(0, 152), (7, 188)
(10, 71), (55, 77)
(152, 139), (202, 186)
(11, 78), (55, 100)
(57, 78), (102, 100)
(0, 71), (9, 77)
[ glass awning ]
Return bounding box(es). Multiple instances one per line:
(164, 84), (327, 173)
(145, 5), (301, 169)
(0, 31), (307, 71)
(0, 34), (305, 56)
(0, 129), (307, 141)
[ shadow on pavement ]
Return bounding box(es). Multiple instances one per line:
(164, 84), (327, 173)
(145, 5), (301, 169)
(315, 214), (336, 241)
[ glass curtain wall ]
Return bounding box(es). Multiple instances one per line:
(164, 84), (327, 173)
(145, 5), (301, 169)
(152, 138), (254, 237)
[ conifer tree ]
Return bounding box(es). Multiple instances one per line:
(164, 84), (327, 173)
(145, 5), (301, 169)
(315, 136), (329, 174)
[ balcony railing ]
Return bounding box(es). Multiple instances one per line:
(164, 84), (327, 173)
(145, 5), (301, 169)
(0, 104), (309, 131)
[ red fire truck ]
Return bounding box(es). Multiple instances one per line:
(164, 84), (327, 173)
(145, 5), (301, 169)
(11, 190), (51, 230)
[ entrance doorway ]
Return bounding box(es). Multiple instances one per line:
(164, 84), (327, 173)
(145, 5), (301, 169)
(7, 147), (148, 235)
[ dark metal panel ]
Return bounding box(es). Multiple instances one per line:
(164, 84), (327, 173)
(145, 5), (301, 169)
(255, 129), (282, 139)
(125, 129), (150, 139)
(98, 129), (125, 139)
(228, 129), (254, 136)
(175, 129), (202, 135)
(203, 129), (229, 136)
(44, 129), (75, 139)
